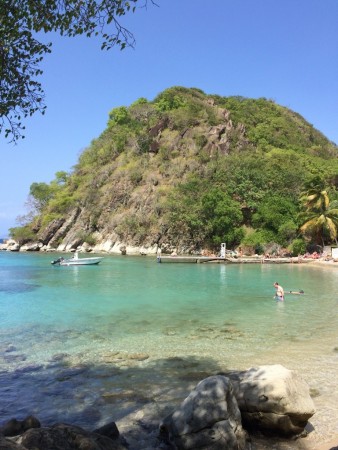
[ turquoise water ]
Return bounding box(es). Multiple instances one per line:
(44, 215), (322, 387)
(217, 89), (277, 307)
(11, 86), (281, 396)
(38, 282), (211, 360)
(1, 252), (338, 434)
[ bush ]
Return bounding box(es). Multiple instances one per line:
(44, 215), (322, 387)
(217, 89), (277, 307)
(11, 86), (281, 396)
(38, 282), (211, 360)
(289, 238), (306, 256)
(241, 229), (276, 254)
(9, 225), (36, 244)
(108, 106), (131, 126)
(76, 232), (97, 246)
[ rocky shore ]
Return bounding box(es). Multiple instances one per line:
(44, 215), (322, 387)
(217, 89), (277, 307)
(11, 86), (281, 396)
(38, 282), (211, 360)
(2, 239), (338, 267)
(1, 364), (329, 450)
(0, 238), (159, 256)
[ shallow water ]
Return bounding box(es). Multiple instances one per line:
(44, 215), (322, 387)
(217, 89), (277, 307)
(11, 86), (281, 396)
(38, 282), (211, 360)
(0, 252), (338, 445)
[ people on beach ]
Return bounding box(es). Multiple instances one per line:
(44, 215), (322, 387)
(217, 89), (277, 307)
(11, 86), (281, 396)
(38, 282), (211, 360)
(274, 282), (284, 301)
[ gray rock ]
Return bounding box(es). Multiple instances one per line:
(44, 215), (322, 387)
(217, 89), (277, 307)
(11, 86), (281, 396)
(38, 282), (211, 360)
(14, 423), (128, 450)
(1, 415), (40, 437)
(0, 435), (26, 449)
(229, 364), (316, 437)
(160, 375), (249, 450)
(19, 242), (42, 252)
(93, 421), (119, 440)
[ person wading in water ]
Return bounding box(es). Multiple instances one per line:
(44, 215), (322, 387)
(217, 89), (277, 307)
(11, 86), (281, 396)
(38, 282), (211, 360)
(274, 282), (285, 301)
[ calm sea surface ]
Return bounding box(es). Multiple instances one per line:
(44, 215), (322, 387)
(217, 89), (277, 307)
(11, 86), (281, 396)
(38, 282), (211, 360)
(1, 252), (338, 441)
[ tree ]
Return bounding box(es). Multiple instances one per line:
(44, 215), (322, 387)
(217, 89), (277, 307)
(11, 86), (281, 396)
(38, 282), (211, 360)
(29, 182), (55, 212)
(299, 187), (338, 246)
(200, 188), (244, 248)
(28, 171), (69, 212)
(1, 0), (156, 142)
(300, 176), (328, 211)
(251, 194), (298, 245)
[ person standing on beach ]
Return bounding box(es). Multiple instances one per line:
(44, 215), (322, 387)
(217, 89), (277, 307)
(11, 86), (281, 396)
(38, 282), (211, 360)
(274, 282), (284, 301)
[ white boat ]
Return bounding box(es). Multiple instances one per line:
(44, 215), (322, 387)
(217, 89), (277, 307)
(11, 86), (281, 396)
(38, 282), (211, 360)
(51, 252), (103, 266)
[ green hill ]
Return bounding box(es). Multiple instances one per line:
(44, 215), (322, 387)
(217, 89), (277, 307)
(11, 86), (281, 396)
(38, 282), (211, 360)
(11, 87), (338, 255)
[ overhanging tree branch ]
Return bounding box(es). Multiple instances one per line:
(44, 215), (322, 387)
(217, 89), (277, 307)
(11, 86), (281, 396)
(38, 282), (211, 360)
(0, 0), (157, 143)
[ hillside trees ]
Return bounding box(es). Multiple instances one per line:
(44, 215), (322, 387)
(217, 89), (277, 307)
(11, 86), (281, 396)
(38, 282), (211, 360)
(0, 0), (156, 142)
(29, 171), (70, 213)
(252, 195), (298, 245)
(200, 188), (244, 247)
(8, 89), (338, 252)
(213, 96), (336, 156)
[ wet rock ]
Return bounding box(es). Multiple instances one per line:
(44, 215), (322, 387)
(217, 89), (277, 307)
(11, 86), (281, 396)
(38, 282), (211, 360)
(14, 423), (128, 450)
(4, 354), (27, 363)
(101, 352), (149, 364)
(50, 353), (70, 362)
(93, 421), (119, 440)
(0, 436), (24, 449)
(126, 353), (149, 361)
(56, 364), (89, 380)
(1, 415), (41, 437)
(15, 364), (44, 374)
(5, 344), (17, 353)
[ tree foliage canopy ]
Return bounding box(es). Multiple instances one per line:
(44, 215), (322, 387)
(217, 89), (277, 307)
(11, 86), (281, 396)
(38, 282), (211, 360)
(0, 0), (155, 142)
(300, 182), (338, 245)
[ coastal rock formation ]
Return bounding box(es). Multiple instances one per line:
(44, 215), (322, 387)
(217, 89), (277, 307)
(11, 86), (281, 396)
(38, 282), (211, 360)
(0, 421), (127, 450)
(19, 242), (43, 251)
(2, 239), (20, 251)
(228, 364), (316, 437)
(0, 366), (319, 449)
(160, 375), (249, 450)
(0, 415), (40, 437)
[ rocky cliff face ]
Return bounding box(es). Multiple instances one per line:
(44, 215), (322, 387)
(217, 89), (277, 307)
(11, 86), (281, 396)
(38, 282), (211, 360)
(36, 103), (249, 254)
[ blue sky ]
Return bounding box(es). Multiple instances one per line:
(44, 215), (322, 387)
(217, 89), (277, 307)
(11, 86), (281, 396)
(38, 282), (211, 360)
(1, 0), (337, 237)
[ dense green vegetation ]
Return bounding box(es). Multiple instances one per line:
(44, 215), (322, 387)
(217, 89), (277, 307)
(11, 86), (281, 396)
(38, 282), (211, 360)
(11, 87), (338, 254)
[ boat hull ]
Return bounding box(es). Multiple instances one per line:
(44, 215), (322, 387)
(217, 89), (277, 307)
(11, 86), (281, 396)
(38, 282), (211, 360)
(59, 257), (103, 266)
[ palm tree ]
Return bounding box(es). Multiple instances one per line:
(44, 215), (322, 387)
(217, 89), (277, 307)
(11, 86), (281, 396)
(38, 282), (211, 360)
(299, 188), (338, 246)
(300, 177), (328, 211)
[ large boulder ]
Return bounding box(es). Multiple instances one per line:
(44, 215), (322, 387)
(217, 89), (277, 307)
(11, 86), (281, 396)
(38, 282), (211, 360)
(13, 423), (128, 450)
(229, 364), (316, 437)
(5, 240), (20, 251)
(20, 242), (42, 252)
(0, 415), (40, 436)
(0, 436), (24, 449)
(160, 375), (249, 450)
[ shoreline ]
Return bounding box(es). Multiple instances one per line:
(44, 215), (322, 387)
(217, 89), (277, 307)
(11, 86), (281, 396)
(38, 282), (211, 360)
(307, 258), (338, 267)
